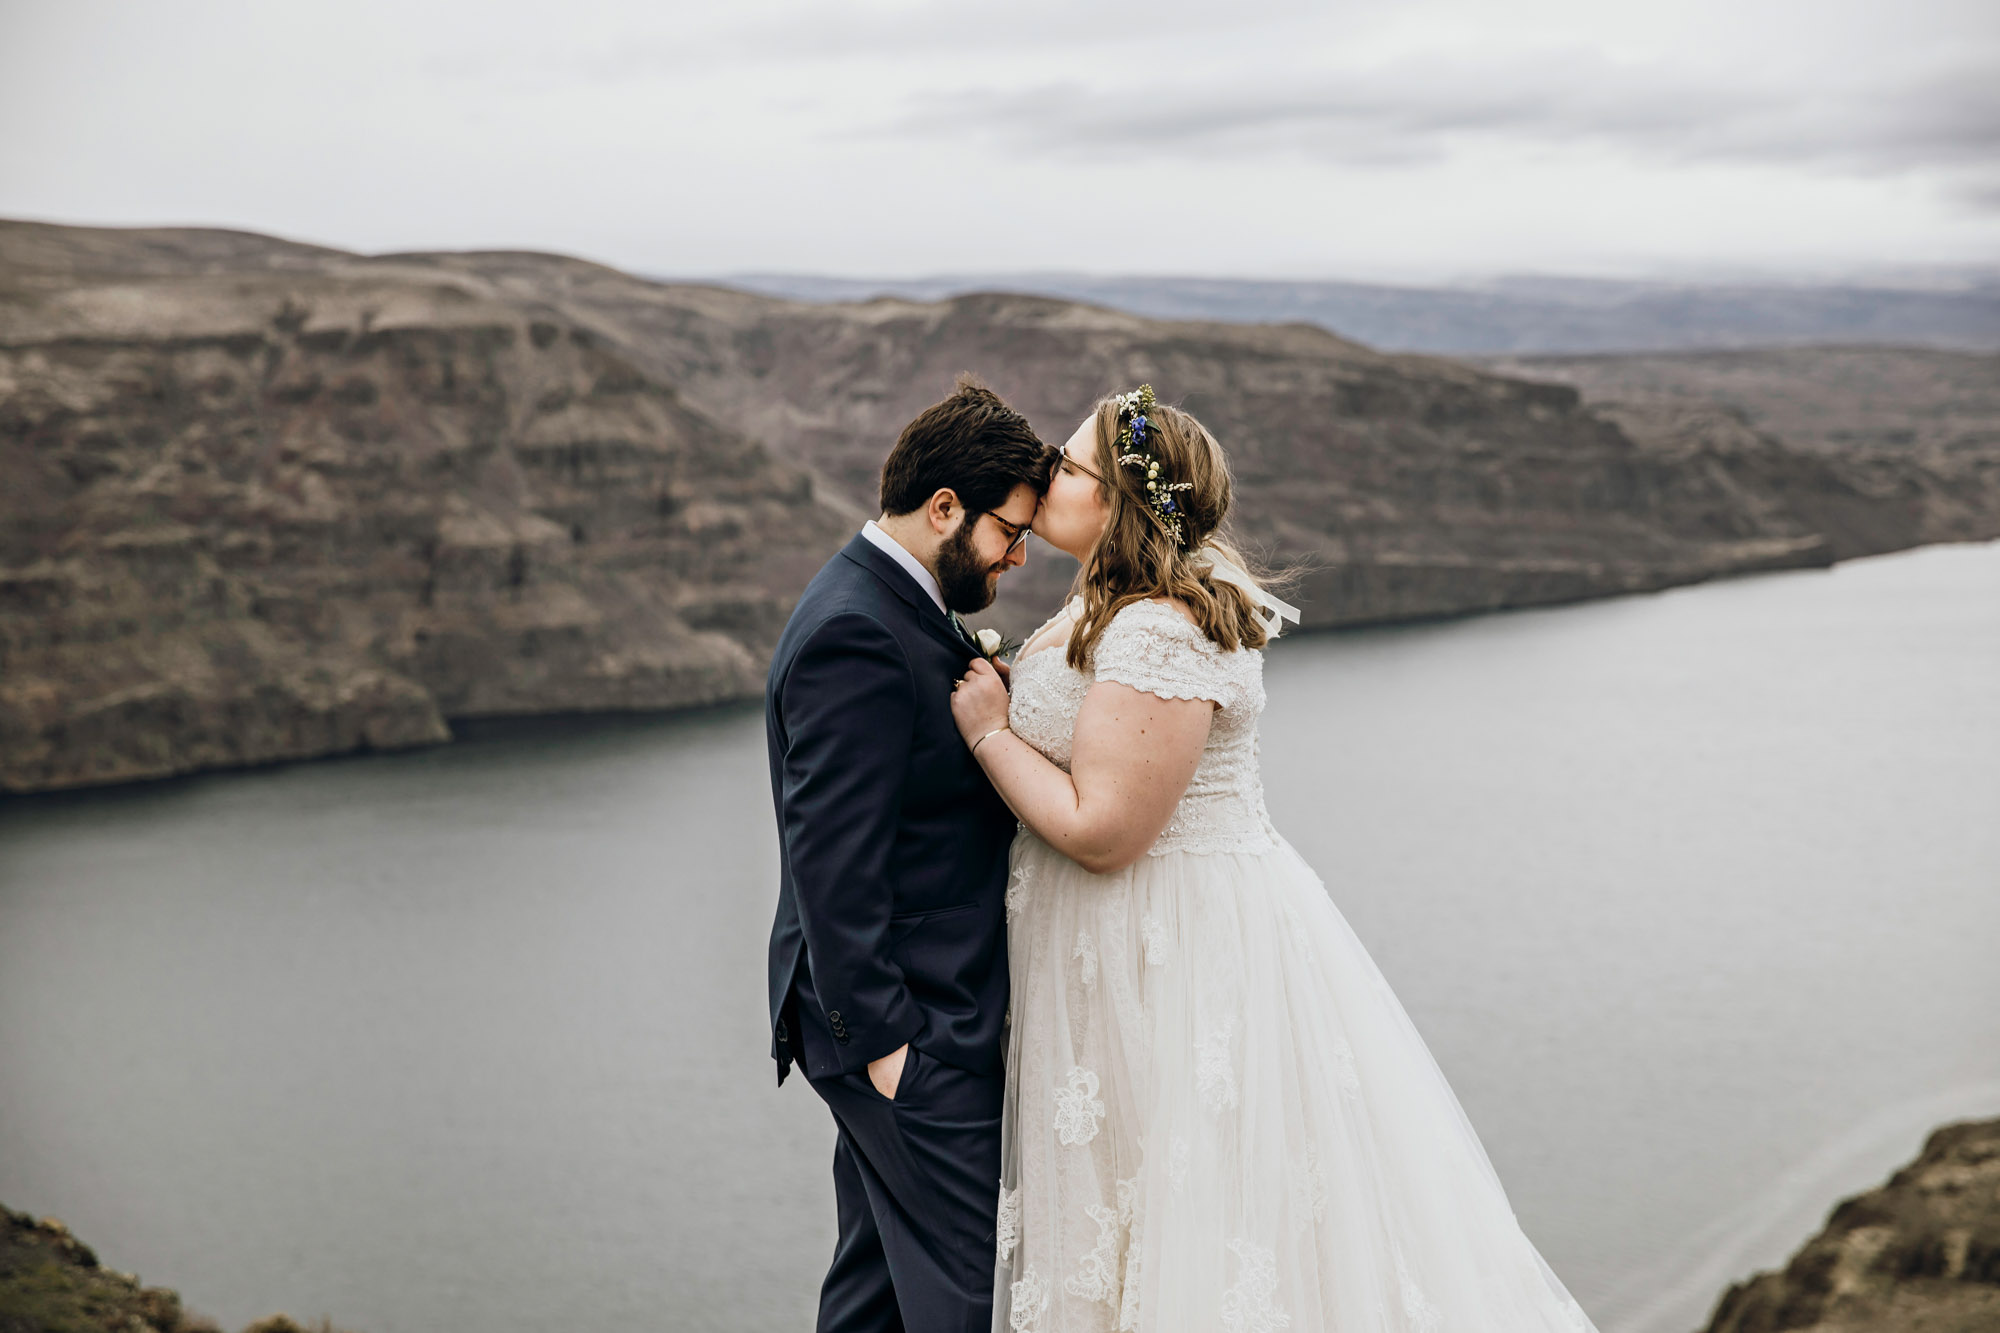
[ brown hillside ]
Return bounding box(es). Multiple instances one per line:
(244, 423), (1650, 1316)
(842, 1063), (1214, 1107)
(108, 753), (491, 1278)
(0, 223), (852, 792)
(5, 221), (1997, 791)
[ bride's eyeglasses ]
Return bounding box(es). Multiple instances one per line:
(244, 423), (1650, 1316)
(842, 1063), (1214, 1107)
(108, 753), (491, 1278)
(1059, 446), (1107, 486)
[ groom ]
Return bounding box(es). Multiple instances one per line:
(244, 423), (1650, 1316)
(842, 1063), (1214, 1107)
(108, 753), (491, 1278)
(766, 376), (1052, 1333)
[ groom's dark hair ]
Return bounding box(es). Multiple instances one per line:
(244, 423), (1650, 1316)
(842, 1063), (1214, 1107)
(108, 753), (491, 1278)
(880, 375), (1054, 516)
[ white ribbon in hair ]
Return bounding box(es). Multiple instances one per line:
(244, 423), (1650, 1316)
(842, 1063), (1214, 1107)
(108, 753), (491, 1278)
(1198, 546), (1301, 634)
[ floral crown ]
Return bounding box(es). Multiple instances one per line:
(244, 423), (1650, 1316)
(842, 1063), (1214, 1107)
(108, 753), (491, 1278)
(1113, 384), (1195, 547)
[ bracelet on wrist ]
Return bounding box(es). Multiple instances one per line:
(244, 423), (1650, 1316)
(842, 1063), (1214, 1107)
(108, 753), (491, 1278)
(972, 725), (1009, 755)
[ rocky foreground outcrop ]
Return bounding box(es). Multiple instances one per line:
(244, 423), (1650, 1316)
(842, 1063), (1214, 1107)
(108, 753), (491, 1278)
(7, 1119), (1995, 1331)
(1701, 1118), (2000, 1333)
(0, 1205), (352, 1333)
(7, 221), (1999, 792)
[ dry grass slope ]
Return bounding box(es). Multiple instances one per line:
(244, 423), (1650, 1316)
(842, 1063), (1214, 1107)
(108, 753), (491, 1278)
(0, 1205), (359, 1333)
(1701, 1119), (2000, 1333)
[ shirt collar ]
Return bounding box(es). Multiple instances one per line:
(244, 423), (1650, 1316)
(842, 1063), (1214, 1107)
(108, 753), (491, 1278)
(860, 520), (946, 616)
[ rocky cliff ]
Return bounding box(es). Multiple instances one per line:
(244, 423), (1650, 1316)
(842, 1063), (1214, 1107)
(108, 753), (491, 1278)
(1480, 347), (2000, 554)
(6, 221), (1997, 792)
(1700, 1118), (2000, 1333)
(399, 248), (2000, 637)
(0, 223), (853, 792)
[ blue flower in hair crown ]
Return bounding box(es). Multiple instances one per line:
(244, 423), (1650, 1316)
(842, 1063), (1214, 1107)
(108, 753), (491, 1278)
(1114, 384), (1195, 547)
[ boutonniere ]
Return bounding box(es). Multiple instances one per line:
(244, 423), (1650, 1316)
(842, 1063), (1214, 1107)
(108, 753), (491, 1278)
(973, 627), (1015, 663)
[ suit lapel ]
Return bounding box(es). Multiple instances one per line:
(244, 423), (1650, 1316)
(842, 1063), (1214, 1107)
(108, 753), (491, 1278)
(945, 609), (978, 651)
(838, 535), (979, 659)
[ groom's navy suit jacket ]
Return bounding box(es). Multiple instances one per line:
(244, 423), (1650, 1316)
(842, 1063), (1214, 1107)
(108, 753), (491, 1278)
(766, 533), (1017, 1086)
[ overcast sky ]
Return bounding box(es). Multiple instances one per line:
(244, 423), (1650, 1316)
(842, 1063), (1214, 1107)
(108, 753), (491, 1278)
(2, 0), (1995, 283)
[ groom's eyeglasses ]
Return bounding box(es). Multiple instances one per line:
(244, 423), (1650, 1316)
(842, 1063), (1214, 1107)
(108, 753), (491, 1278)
(975, 510), (1032, 557)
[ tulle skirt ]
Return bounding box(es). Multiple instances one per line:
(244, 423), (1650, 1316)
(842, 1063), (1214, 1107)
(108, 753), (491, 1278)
(994, 829), (1597, 1333)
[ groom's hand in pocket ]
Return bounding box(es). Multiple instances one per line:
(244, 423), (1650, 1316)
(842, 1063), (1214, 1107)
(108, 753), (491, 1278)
(867, 1043), (909, 1100)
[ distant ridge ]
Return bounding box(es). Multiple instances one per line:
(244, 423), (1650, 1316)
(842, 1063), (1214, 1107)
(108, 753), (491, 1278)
(717, 272), (2000, 356)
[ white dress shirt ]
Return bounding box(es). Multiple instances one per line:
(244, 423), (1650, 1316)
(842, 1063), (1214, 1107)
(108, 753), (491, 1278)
(861, 520), (947, 616)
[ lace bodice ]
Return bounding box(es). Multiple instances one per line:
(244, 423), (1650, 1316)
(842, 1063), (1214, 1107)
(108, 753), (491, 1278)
(1008, 599), (1276, 857)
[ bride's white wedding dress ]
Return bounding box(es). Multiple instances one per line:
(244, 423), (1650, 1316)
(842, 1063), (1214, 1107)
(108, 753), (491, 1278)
(995, 598), (1597, 1333)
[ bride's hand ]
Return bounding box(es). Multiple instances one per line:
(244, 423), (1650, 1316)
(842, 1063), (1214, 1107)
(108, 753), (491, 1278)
(951, 657), (1010, 748)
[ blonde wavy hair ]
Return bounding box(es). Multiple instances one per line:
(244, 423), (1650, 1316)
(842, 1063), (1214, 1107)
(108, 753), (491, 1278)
(1066, 393), (1274, 671)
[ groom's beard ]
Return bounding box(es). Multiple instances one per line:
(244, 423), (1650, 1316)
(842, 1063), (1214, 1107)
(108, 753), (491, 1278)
(936, 522), (1004, 614)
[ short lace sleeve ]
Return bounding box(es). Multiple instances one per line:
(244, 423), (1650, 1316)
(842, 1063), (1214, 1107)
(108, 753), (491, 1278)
(1091, 601), (1242, 707)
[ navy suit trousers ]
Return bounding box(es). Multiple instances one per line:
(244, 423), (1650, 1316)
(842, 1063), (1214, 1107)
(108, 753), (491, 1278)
(808, 1048), (1003, 1333)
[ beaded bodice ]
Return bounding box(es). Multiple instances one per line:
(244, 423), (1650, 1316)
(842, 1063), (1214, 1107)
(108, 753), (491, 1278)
(1007, 599), (1276, 857)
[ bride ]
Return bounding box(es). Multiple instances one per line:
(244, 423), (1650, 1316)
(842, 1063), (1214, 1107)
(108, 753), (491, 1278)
(949, 388), (1597, 1332)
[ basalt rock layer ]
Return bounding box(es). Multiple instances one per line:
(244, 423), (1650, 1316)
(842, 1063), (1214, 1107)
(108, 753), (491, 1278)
(1701, 1118), (2000, 1333)
(1479, 347), (2000, 554)
(6, 221), (1996, 791)
(0, 222), (853, 792)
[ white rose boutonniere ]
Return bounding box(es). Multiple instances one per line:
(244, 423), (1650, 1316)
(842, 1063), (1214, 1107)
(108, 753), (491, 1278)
(974, 627), (1004, 660)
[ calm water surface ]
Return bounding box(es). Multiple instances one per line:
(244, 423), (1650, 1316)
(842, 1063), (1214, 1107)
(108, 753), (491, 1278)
(3, 543), (1997, 1333)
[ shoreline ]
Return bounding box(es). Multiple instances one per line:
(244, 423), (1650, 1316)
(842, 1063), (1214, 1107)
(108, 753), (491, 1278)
(11, 538), (1992, 801)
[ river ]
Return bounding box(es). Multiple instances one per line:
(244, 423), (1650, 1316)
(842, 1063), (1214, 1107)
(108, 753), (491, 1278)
(3, 542), (1997, 1333)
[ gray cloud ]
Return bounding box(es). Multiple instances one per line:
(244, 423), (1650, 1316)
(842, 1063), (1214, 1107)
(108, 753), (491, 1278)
(1955, 175), (2000, 214)
(3, 0), (1993, 276)
(890, 48), (2000, 180)
(424, 0), (1334, 85)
